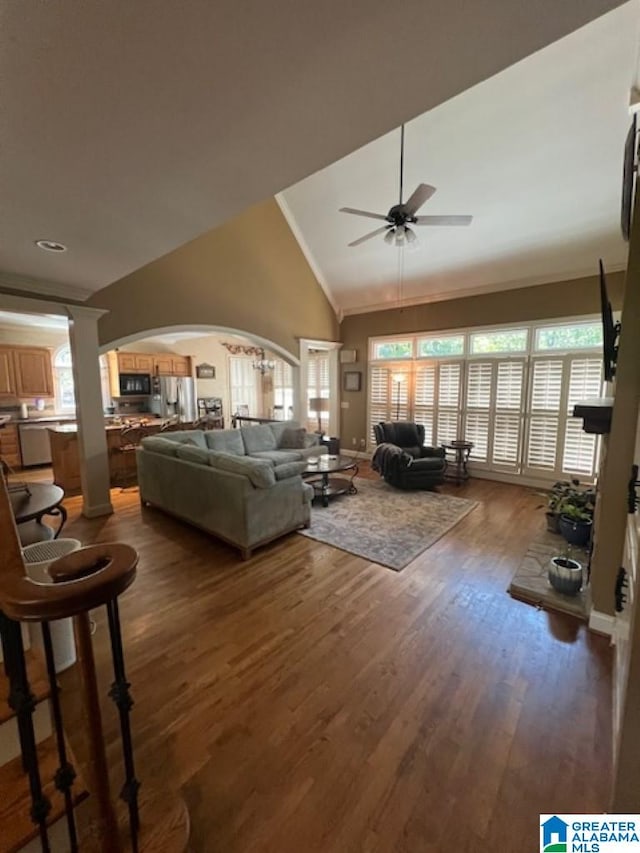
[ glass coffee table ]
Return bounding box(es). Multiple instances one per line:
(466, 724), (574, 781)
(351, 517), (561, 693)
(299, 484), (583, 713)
(302, 455), (359, 507)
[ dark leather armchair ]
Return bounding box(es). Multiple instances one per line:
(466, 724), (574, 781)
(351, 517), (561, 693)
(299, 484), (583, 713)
(372, 421), (445, 490)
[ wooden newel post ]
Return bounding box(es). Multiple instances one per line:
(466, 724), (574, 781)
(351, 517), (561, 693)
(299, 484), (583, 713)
(74, 610), (121, 851)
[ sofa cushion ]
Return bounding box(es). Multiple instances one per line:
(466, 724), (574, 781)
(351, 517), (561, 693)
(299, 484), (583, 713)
(161, 430), (208, 450)
(268, 420), (299, 445)
(207, 450), (276, 488)
(140, 436), (180, 456)
(273, 461), (307, 480)
(175, 444), (210, 465)
(241, 425), (277, 454)
(250, 450), (302, 465)
(279, 427), (307, 449)
(204, 429), (245, 456)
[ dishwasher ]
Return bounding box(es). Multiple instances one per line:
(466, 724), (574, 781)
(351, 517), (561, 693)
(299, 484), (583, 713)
(18, 422), (60, 466)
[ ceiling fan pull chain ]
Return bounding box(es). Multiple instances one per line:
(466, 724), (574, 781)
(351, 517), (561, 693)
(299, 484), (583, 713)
(399, 124), (405, 206)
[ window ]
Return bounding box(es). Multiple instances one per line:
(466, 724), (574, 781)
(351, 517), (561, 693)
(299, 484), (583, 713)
(535, 322), (602, 351)
(53, 345), (75, 412)
(229, 357), (258, 416)
(307, 351), (330, 432)
(525, 355), (602, 477)
(469, 329), (528, 354)
(372, 340), (413, 360)
(273, 359), (294, 420)
(417, 335), (464, 358)
(368, 320), (604, 481)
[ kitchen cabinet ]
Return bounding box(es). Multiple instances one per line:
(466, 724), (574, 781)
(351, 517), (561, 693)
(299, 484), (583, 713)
(117, 353), (153, 374)
(13, 347), (54, 398)
(153, 355), (173, 376)
(153, 354), (191, 376)
(0, 347), (16, 397)
(0, 423), (21, 469)
(171, 356), (191, 377)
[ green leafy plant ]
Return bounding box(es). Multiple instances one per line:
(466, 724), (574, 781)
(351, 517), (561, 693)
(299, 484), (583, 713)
(542, 478), (595, 520)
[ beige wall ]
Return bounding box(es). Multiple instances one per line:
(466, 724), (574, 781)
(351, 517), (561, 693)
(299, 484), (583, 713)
(90, 199), (338, 356)
(339, 271), (626, 446)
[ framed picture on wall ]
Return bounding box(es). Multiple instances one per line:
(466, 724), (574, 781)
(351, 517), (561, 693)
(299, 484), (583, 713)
(196, 363), (216, 379)
(343, 371), (361, 392)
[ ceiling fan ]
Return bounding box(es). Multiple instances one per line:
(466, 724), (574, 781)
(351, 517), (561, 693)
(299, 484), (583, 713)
(339, 124), (473, 247)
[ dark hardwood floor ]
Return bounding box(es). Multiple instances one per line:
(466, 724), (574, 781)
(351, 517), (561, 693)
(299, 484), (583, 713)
(43, 466), (611, 852)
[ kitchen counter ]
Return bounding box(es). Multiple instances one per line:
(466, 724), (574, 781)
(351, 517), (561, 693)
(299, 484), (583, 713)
(48, 420), (195, 493)
(48, 419), (170, 434)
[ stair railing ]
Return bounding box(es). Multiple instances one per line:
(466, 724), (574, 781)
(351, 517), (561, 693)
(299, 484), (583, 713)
(0, 476), (143, 852)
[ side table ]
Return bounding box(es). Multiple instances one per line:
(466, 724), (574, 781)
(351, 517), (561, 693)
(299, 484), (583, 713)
(441, 440), (473, 484)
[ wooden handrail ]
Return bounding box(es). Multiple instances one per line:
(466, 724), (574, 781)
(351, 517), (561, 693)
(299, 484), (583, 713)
(0, 476), (137, 622)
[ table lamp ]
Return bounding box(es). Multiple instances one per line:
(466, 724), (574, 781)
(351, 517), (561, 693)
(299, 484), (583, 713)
(309, 397), (329, 434)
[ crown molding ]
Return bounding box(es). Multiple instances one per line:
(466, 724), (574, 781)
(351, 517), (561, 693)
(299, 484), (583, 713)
(0, 270), (93, 303)
(339, 263), (628, 317)
(275, 194), (342, 321)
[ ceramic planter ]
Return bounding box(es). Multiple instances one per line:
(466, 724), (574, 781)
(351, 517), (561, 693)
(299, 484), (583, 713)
(548, 556), (583, 596)
(558, 515), (592, 548)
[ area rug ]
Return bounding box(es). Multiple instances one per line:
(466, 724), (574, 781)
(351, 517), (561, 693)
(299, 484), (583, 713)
(298, 479), (478, 571)
(508, 528), (589, 620)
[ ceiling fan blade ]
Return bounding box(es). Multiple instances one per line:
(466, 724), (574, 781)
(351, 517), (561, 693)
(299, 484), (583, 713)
(339, 207), (388, 222)
(348, 226), (390, 247)
(414, 215), (473, 226)
(402, 184), (436, 216)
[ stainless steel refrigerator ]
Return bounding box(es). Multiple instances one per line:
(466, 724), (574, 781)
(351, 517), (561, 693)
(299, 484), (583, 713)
(150, 376), (197, 422)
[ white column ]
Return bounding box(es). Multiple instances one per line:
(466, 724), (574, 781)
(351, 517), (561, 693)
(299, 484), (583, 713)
(66, 306), (113, 518)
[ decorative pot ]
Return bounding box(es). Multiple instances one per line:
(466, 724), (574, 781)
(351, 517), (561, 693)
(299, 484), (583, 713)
(546, 512), (560, 533)
(558, 515), (592, 548)
(548, 556), (583, 596)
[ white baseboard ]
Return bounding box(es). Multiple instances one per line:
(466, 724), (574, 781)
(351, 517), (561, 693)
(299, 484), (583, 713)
(81, 501), (114, 518)
(589, 608), (615, 638)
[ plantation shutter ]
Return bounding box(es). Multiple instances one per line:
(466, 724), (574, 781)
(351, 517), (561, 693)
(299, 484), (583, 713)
(435, 362), (462, 444)
(492, 360), (525, 469)
(414, 364), (436, 445)
(307, 352), (330, 432)
(464, 362), (492, 461)
(562, 357), (602, 476)
(369, 365), (392, 443)
(273, 359), (293, 419)
(526, 358), (563, 472)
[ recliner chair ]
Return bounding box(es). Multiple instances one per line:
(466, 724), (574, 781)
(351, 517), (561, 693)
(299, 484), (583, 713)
(372, 421), (445, 490)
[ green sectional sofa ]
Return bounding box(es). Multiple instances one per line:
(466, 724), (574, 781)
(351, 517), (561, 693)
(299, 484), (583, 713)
(136, 422), (327, 559)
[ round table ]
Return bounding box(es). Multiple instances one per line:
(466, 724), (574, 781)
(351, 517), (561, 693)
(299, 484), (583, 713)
(9, 483), (67, 545)
(441, 441), (474, 484)
(302, 455), (358, 507)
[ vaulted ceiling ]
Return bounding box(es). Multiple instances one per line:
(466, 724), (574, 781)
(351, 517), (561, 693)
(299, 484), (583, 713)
(0, 0), (631, 311)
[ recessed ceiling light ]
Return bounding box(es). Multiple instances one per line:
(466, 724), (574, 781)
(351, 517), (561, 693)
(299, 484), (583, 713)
(35, 239), (67, 253)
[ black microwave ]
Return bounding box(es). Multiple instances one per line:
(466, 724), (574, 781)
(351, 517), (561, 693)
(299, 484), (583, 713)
(119, 373), (151, 396)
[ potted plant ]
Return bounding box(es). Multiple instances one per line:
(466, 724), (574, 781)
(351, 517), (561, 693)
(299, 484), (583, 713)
(557, 482), (595, 548)
(543, 480), (572, 532)
(548, 545), (583, 596)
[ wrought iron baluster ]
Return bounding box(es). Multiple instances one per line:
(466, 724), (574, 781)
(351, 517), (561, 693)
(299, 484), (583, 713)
(0, 610), (51, 851)
(41, 621), (78, 852)
(107, 597), (140, 851)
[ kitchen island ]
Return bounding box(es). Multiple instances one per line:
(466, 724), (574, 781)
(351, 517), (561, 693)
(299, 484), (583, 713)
(48, 420), (195, 494)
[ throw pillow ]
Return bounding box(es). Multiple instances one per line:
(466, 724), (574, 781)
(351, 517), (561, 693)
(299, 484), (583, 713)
(140, 436), (179, 456)
(279, 427), (307, 449)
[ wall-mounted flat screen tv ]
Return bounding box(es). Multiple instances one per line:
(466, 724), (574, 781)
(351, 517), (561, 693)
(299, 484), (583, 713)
(621, 114), (637, 242)
(599, 258), (621, 382)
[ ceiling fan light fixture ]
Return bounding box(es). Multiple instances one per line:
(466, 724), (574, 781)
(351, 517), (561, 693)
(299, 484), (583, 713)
(394, 226), (406, 246)
(405, 227), (417, 244)
(384, 228), (395, 245)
